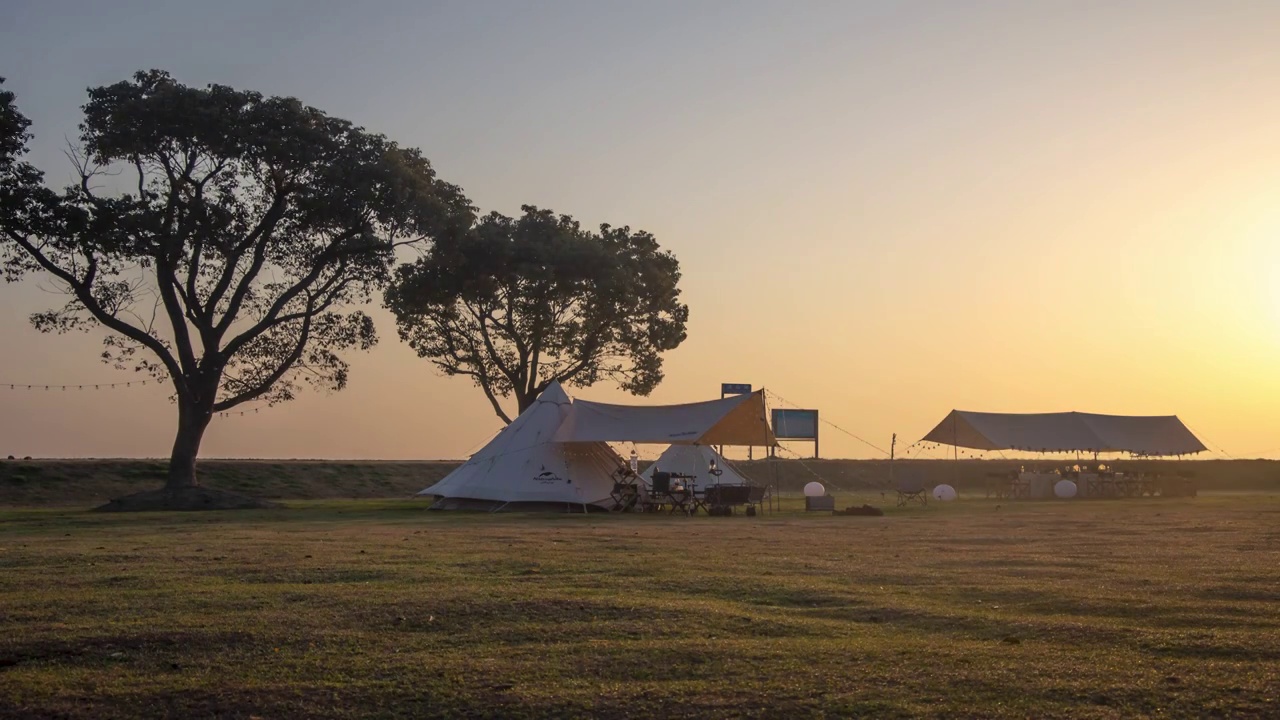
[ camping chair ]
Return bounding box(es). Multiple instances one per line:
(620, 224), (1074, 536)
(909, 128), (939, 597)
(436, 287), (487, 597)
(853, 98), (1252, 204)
(1078, 472), (1100, 498)
(646, 472), (670, 512)
(665, 473), (697, 515)
(649, 472), (694, 513)
(610, 480), (641, 512)
(894, 470), (928, 507)
(607, 463), (643, 512)
(1010, 473), (1032, 499)
(688, 488), (709, 515)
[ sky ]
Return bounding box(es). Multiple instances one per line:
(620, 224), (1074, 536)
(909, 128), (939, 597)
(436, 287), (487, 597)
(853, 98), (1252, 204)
(2, 0), (1280, 460)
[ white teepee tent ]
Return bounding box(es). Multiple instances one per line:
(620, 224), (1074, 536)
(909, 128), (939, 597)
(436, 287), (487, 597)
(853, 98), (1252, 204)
(421, 382), (623, 511)
(641, 444), (751, 488)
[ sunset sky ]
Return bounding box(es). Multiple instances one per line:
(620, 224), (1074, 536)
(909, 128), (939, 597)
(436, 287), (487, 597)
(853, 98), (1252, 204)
(2, 0), (1279, 460)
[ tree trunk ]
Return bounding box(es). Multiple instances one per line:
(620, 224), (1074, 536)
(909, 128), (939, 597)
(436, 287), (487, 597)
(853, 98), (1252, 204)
(96, 375), (276, 512)
(167, 400), (212, 490)
(516, 388), (539, 415)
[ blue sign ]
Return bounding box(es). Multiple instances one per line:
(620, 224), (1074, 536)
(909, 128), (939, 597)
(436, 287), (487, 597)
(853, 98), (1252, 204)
(772, 409), (819, 439)
(721, 383), (752, 395)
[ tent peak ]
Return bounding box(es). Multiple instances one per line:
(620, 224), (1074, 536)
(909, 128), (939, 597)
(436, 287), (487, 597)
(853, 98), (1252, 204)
(534, 381), (571, 406)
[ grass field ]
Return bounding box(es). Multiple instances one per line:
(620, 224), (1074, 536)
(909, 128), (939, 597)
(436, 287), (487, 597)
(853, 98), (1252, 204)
(2, 493), (1278, 718)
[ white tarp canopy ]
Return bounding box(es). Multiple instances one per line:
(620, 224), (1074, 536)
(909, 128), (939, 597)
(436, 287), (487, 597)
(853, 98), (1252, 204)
(921, 410), (1207, 456)
(641, 444), (752, 487)
(552, 390), (776, 446)
(421, 382), (623, 508)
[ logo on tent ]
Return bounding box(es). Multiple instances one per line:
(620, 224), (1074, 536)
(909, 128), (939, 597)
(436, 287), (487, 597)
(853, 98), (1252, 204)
(534, 466), (570, 485)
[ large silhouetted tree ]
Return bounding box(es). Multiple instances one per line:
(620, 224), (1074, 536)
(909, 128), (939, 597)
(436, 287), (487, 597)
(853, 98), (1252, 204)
(0, 72), (472, 507)
(386, 205), (688, 423)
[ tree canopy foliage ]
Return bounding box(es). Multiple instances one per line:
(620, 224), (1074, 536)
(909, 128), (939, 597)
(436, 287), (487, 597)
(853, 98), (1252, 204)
(0, 71), (472, 495)
(386, 205), (688, 423)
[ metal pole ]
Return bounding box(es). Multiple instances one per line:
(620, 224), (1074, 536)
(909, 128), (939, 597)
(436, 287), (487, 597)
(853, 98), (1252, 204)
(890, 432), (896, 488)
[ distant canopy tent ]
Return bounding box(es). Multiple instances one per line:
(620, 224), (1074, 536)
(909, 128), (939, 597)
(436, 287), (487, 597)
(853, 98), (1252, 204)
(921, 410), (1207, 456)
(552, 389), (776, 446)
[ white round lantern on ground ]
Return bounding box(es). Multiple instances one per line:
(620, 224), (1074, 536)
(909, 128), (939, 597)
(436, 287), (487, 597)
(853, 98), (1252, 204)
(932, 484), (957, 502)
(803, 481), (826, 497)
(1054, 479), (1078, 499)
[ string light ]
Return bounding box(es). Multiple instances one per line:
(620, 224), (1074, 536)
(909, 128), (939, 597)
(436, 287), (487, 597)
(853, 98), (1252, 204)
(216, 407), (266, 418)
(3, 380), (151, 391)
(4, 378), (269, 419)
(765, 389), (891, 457)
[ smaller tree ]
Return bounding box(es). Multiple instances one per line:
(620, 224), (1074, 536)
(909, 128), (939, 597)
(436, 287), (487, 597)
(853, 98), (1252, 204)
(386, 206), (689, 422)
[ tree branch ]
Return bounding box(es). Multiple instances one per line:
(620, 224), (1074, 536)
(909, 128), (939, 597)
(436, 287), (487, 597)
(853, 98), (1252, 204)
(470, 303), (519, 388)
(456, 366), (512, 424)
(526, 325), (543, 400)
(154, 257), (200, 373)
(212, 310), (313, 411)
(551, 341), (604, 386)
(218, 230), (363, 358)
(208, 189), (290, 331)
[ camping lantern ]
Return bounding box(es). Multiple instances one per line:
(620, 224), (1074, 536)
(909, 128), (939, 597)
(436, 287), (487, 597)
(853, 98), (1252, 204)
(629, 448), (639, 474)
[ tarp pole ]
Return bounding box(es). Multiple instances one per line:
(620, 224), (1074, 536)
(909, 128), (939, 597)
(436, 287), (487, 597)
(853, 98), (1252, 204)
(952, 413), (959, 483)
(772, 446), (780, 512)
